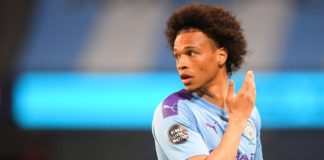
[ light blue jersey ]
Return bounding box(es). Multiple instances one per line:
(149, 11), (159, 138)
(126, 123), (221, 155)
(152, 89), (263, 160)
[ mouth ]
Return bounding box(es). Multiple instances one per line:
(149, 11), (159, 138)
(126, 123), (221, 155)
(180, 74), (193, 85)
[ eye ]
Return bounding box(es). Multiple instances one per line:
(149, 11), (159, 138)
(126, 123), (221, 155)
(187, 50), (197, 56)
(173, 53), (180, 60)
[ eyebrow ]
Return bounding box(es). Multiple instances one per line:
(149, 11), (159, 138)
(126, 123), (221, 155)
(173, 46), (199, 52)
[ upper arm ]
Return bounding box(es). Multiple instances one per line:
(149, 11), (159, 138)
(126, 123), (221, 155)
(254, 135), (263, 160)
(186, 155), (207, 160)
(153, 102), (209, 160)
(252, 107), (263, 160)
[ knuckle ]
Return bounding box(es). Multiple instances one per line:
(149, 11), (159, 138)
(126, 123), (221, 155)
(242, 92), (249, 99)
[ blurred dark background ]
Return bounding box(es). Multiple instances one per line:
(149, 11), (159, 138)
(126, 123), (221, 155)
(1, 0), (324, 159)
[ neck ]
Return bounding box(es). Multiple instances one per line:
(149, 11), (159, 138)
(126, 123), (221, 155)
(195, 70), (228, 109)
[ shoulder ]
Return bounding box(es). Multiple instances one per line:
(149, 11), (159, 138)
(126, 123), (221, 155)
(152, 89), (195, 130)
(160, 89), (194, 119)
(250, 106), (262, 131)
(152, 89), (196, 142)
(152, 91), (210, 159)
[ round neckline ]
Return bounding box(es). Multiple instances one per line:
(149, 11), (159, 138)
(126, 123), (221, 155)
(191, 92), (228, 118)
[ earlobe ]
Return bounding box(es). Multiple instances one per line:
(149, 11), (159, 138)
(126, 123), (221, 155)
(217, 47), (228, 65)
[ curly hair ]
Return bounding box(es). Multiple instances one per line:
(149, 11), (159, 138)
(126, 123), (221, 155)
(165, 3), (247, 76)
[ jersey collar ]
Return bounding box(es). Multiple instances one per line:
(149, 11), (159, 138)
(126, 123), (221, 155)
(191, 92), (228, 119)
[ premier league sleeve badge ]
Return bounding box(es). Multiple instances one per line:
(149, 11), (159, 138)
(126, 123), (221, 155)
(168, 124), (189, 144)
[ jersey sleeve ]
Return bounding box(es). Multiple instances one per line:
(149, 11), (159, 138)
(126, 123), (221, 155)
(153, 101), (209, 160)
(251, 107), (263, 160)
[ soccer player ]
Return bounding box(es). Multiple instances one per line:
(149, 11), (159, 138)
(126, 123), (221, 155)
(152, 3), (263, 160)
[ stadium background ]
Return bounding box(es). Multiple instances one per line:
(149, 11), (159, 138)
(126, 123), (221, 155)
(0, 0), (323, 159)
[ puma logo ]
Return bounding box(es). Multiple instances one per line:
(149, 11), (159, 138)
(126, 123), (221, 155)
(206, 121), (218, 134)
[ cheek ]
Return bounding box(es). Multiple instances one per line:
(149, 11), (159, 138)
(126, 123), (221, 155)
(198, 58), (216, 73)
(199, 60), (219, 81)
(194, 62), (211, 82)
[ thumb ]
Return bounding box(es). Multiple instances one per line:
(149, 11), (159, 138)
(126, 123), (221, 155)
(226, 80), (235, 101)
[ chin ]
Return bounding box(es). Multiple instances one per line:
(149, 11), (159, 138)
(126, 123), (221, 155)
(183, 84), (199, 92)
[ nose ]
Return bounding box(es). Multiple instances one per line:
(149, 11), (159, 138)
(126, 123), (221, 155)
(177, 57), (188, 70)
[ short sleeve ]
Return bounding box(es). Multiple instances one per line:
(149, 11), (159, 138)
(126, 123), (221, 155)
(153, 101), (209, 160)
(251, 107), (263, 160)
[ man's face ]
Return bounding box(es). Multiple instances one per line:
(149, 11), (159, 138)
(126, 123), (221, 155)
(173, 30), (224, 92)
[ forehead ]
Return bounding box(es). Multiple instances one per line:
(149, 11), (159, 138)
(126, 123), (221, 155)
(173, 30), (216, 50)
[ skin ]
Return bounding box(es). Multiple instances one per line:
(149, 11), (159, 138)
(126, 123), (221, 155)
(173, 29), (256, 160)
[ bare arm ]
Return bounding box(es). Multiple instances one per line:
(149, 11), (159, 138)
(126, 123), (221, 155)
(188, 71), (256, 160)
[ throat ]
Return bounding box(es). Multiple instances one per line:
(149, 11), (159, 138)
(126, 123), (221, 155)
(195, 89), (226, 109)
(194, 69), (228, 109)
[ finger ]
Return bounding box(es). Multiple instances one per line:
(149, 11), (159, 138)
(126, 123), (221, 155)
(249, 77), (257, 107)
(250, 71), (255, 88)
(226, 80), (235, 101)
(247, 71), (256, 99)
(250, 87), (256, 102)
(242, 70), (254, 90)
(249, 71), (256, 96)
(252, 80), (256, 95)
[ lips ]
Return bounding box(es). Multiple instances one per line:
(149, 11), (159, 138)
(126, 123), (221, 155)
(180, 74), (193, 85)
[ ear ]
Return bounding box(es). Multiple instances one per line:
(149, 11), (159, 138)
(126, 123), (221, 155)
(217, 47), (228, 65)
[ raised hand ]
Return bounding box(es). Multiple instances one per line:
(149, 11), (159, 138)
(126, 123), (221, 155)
(226, 71), (256, 125)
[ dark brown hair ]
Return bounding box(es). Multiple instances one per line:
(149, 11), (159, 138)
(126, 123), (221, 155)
(165, 3), (247, 76)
